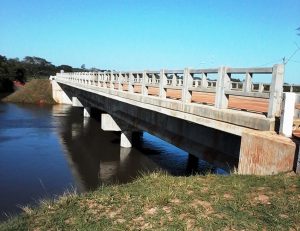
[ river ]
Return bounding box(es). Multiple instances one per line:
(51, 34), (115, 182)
(0, 101), (231, 220)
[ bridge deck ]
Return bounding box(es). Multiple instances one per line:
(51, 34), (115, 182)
(125, 85), (269, 113)
(53, 64), (298, 137)
(123, 85), (300, 138)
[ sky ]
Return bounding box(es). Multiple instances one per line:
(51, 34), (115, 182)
(0, 0), (300, 83)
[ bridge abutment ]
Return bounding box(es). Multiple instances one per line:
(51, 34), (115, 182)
(50, 77), (72, 104)
(238, 130), (296, 175)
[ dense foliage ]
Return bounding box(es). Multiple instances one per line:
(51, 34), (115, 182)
(0, 54), (102, 92)
(0, 55), (82, 82)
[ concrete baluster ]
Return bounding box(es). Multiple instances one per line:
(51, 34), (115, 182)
(181, 68), (193, 103)
(215, 66), (231, 109)
(159, 69), (167, 98)
(258, 83), (264, 92)
(267, 64), (284, 118)
(103, 73), (107, 88)
(110, 73), (114, 89)
(149, 74), (152, 84)
(201, 73), (208, 88)
(128, 72), (134, 93)
(172, 74), (177, 86)
(194, 79), (198, 88)
(142, 71), (148, 96)
(118, 72), (123, 91)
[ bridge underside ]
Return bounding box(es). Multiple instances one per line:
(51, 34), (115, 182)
(59, 83), (241, 165)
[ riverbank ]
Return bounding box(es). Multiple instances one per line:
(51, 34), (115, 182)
(0, 172), (299, 230)
(2, 79), (56, 104)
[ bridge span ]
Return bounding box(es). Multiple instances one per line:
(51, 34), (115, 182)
(50, 64), (300, 175)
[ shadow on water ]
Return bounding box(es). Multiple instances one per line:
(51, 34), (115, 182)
(0, 103), (238, 220)
(56, 106), (236, 192)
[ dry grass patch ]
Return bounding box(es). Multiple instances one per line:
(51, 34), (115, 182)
(1, 172), (300, 230)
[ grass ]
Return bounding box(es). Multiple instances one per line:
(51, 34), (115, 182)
(0, 172), (299, 230)
(2, 79), (56, 104)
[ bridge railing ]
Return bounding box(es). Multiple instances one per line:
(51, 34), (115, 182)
(280, 93), (300, 137)
(55, 64), (285, 118)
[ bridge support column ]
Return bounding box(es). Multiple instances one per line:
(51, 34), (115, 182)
(101, 114), (121, 131)
(50, 78), (72, 104)
(101, 113), (137, 148)
(121, 131), (132, 148)
(84, 107), (91, 118)
(72, 97), (83, 107)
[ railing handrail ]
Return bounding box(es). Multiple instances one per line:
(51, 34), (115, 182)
(55, 64), (286, 118)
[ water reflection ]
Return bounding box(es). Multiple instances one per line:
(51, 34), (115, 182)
(0, 102), (235, 220)
(54, 106), (233, 191)
(54, 106), (160, 190)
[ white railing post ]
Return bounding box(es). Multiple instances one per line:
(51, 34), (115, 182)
(243, 72), (252, 93)
(181, 68), (193, 103)
(118, 72), (123, 91)
(142, 71), (148, 96)
(258, 83), (264, 92)
(215, 66), (230, 109)
(267, 64), (284, 118)
(171, 74), (177, 86)
(103, 73), (108, 88)
(279, 92), (296, 137)
(128, 72), (134, 93)
(110, 72), (114, 89)
(159, 69), (167, 98)
(201, 73), (208, 88)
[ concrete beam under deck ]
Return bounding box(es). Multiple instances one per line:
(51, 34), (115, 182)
(56, 80), (274, 136)
(57, 82), (242, 161)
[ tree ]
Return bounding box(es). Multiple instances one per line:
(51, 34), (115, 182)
(81, 64), (86, 70)
(15, 68), (26, 83)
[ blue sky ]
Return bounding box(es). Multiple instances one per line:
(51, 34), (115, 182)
(0, 0), (300, 83)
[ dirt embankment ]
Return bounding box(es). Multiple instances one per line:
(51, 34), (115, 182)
(2, 79), (56, 104)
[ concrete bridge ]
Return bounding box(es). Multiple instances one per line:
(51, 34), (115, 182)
(50, 64), (300, 175)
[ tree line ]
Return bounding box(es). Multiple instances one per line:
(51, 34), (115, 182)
(0, 54), (103, 92)
(0, 54), (99, 83)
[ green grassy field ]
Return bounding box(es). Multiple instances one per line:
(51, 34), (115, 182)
(2, 79), (56, 104)
(1, 172), (299, 230)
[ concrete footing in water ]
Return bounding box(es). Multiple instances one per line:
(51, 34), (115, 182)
(238, 130), (296, 175)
